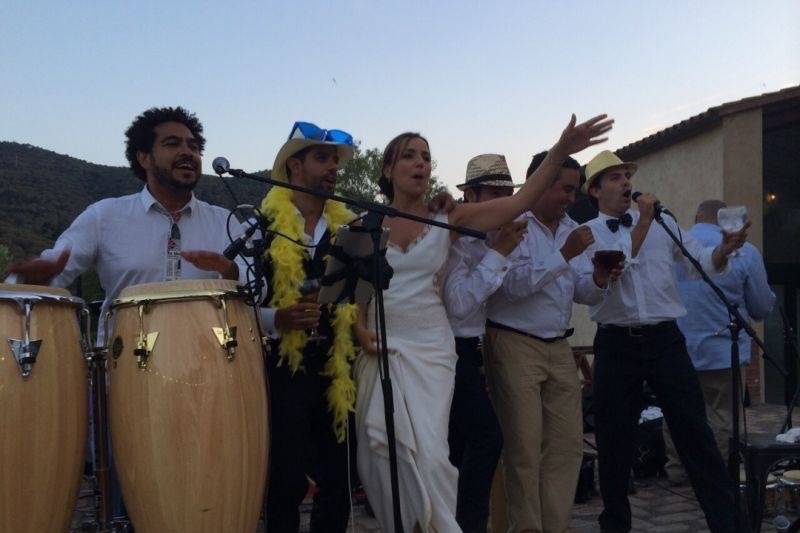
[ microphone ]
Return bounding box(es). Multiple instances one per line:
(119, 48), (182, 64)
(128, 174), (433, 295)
(212, 157), (230, 176)
(631, 191), (669, 216)
(223, 222), (259, 260)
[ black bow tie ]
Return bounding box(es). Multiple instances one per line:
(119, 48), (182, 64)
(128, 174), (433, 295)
(606, 213), (633, 233)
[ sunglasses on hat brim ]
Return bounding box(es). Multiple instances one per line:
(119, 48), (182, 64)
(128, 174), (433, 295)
(289, 121), (354, 146)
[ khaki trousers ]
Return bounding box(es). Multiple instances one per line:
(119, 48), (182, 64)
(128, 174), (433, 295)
(663, 367), (740, 483)
(484, 327), (583, 533)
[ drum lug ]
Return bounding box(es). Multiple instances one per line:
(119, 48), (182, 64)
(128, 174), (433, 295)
(213, 326), (238, 360)
(8, 339), (42, 379)
(134, 332), (159, 370)
(134, 303), (158, 370)
(213, 297), (238, 360)
(7, 300), (41, 379)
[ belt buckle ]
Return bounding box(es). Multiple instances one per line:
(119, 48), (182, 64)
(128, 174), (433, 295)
(627, 326), (644, 338)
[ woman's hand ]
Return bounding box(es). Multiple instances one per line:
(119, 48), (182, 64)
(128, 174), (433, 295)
(355, 324), (379, 355)
(553, 113), (614, 158)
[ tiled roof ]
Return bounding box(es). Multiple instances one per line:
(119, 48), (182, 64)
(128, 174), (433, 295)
(616, 85), (800, 160)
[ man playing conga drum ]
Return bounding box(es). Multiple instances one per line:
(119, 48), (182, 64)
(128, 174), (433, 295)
(7, 106), (243, 325)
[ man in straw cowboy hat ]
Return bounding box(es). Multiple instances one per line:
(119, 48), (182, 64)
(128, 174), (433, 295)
(258, 121), (358, 532)
(480, 151), (620, 533)
(578, 150), (748, 532)
(442, 153), (525, 532)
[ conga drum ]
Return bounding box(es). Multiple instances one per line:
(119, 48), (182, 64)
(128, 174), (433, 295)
(0, 284), (88, 533)
(108, 279), (268, 533)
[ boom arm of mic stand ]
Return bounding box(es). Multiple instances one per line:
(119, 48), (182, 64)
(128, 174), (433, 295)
(227, 168), (487, 240)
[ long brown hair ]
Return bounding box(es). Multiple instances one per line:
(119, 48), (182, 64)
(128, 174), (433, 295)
(378, 132), (429, 201)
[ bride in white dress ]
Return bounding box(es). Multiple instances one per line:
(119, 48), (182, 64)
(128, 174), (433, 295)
(354, 115), (612, 532)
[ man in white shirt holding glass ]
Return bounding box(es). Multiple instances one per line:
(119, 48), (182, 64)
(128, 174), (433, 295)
(483, 151), (618, 533)
(579, 151), (748, 533)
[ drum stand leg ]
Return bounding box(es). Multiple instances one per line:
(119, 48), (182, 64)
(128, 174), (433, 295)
(90, 352), (113, 529)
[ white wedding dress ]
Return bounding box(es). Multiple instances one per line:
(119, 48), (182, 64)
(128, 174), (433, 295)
(355, 213), (461, 533)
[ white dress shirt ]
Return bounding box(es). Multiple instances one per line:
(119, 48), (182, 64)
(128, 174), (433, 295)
(579, 210), (724, 326)
(259, 212), (329, 337)
(442, 237), (510, 338)
(15, 186), (246, 343)
(486, 213), (605, 338)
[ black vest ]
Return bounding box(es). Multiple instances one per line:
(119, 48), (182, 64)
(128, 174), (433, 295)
(261, 217), (335, 364)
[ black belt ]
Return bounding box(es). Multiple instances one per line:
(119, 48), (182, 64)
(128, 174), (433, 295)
(598, 320), (677, 338)
(486, 320), (573, 344)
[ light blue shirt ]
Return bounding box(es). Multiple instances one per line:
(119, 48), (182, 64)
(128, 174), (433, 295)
(676, 223), (775, 370)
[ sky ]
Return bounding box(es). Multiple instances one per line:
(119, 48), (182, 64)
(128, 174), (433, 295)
(1, 1), (798, 193)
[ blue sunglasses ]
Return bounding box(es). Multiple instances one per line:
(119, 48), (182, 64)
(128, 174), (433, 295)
(289, 121), (353, 146)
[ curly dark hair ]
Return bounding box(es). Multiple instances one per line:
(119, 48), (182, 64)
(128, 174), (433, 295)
(124, 106), (206, 181)
(378, 132), (429, 201)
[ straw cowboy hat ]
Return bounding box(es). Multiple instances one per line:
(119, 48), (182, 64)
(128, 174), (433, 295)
(583, 150), (637, 192)
(456, 154), (523, 191)
(271, 121), (355, 182)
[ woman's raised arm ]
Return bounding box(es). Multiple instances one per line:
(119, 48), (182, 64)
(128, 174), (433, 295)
(449, 114), (613, 233)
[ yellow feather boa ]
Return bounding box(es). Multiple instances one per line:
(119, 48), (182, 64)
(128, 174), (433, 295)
(260, 185), (358, 441)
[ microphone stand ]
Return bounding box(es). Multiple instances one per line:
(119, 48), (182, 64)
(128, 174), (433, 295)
(779, 307), (800, 433)
(219, 163), (485, 532)
(652, 209), (785, 532)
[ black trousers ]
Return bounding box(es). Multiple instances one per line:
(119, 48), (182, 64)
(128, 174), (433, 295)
(448, 336), (504, 533)
(265, 347), (351, 533)
(593, 321), (738, 533)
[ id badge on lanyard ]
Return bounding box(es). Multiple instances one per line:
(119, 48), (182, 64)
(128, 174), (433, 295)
(166, 218), (182, 281)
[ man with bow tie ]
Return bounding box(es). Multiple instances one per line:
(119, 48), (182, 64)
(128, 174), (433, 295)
(579, 151), (747, 533)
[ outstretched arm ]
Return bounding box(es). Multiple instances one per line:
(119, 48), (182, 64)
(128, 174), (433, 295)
(448, 114), (613, 233)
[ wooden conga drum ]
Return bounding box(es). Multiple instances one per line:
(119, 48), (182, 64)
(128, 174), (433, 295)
(0, 284), (88, 533)
(108, 279), (268, 533)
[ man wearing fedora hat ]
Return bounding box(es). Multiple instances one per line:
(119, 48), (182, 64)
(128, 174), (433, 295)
(258, 121), (358, 533)
(579, 150), (748, 533)
(443, 153), (526, 532)
(481, 151), (618, 533)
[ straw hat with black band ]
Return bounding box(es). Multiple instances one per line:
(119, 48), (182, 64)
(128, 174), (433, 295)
(455, 153), (523, 191)
(583, 150), (637, 192)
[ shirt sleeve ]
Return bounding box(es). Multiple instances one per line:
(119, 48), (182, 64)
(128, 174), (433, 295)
(47, 205), (100, 288)
(571, 253), (606, 305)
(743, 247), (775, 321)
(670, 217), (728, 275)
(259, 307), (280, 338)
(442, 242), (509, 320)
(498, 248), (571, 302)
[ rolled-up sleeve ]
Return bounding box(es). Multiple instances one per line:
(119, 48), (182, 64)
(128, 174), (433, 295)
(443, 242), (508, 320)
(499, 250), (570, 302)
(670, 217), (728, 275)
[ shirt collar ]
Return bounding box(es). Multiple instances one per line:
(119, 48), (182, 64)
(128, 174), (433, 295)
(139, 186), (196, 217)
(525, 211), (577, 232)
(596, 209), (636, 223)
